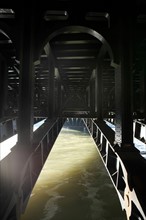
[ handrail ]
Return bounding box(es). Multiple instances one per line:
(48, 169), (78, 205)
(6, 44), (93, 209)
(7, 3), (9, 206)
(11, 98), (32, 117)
(134, 119), (146, 127)
(0, 117), (65, 220)
(83, 118), (146, 220)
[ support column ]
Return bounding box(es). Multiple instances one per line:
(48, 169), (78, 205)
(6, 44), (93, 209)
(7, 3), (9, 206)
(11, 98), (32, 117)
(86, 86), (90, 110)
(144, 63), (146, 122)
(57, 80), (62, 115)
(17, 6), (34, 147)
(0, 55), (8, 118)
(6, 120), (13, 138)
(140, 60), (146, 122)
(54, 79), (58, 115)
(48, 60), (54, 118)
(115, 15), (134, 146)
(96, 62), (103, 119)
(54, 67), (61, 116)
(94, 69), (97, 113)
(89, 79), (95, 115)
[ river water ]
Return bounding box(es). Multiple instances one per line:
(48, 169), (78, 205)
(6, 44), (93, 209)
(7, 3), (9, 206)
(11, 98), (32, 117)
(20, 120), (126, 220)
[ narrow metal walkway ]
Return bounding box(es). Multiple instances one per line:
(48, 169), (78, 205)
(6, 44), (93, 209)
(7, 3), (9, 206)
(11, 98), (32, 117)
(20, 120), (126, 220)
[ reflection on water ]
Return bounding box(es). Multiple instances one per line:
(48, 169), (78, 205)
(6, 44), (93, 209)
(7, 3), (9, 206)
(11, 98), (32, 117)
(20, 122), (126, 220)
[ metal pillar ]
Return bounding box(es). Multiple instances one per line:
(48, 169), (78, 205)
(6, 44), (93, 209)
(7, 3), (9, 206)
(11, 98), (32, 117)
(89, 78), (95, 115)
(57, 80), (62, 115)
(54, 67), (61, 116)
(48, 60), (54, 118)
(17, 6), (34, 147)
(96, 62), (103, 119)
(144, 62), (146, 122)
(115, 15), (134, 146)
(140, 60), (146, 122)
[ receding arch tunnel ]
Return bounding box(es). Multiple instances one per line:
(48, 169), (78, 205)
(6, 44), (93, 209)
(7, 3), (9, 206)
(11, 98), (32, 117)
(37, 25), (115, 117)
(0, 2), (146, 220)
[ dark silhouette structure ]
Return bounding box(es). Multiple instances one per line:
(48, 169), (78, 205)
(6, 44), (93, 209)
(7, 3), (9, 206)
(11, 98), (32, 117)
(0, 1), (146, 219)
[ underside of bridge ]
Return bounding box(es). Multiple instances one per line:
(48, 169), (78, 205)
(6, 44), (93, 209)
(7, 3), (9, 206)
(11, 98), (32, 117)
(0, 1), (146, 220)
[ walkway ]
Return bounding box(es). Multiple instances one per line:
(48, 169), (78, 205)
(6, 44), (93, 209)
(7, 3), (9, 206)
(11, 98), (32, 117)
(20, 120), (126, 220)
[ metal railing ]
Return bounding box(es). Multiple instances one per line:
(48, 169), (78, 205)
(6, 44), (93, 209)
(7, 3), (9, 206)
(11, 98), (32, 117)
(83, 118), (146, 220)
(133, 120), (146, 143)
(0, 117), (65, 220)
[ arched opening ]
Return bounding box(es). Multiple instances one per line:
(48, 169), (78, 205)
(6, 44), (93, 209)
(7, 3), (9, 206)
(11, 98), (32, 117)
(37, 25), (115, 117)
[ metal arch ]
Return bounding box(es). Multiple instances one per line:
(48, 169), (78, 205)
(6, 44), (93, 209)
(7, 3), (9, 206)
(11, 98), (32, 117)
(42, 25), (114, 66)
